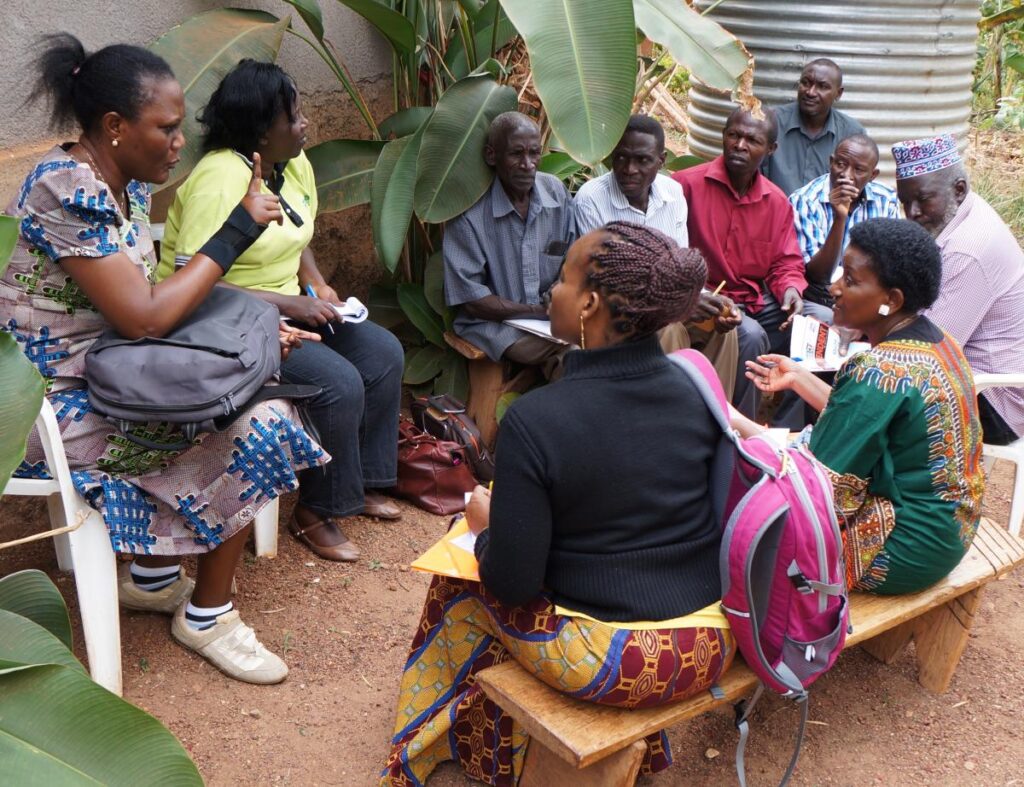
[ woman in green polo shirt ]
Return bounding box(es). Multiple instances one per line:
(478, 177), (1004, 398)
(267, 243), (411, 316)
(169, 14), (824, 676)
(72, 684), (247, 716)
(159, 60), (404, 562)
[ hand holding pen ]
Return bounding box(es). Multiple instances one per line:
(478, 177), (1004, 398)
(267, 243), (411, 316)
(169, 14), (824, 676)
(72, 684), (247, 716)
(305, 283), (338, 335)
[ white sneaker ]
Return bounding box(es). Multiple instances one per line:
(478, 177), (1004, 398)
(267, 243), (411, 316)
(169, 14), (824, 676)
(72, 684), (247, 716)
(118, 563), (195, 614)
(171, 603), (288, 685)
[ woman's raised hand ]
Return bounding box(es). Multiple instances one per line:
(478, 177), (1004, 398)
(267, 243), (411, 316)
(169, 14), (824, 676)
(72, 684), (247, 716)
(241, 152), (283, 226)
(745, 353), (803, 394)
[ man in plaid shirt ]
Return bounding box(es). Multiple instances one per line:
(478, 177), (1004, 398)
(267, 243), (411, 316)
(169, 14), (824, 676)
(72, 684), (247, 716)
(789, 134), (901, 307)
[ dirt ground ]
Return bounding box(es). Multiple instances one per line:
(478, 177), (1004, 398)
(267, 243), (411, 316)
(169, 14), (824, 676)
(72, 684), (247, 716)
(3, 130), (1024, 786)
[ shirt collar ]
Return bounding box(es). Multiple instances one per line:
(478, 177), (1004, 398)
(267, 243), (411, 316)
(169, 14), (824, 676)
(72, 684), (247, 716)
(936, 191), (976, 248)
(606, 173), (677, 213)
(782, 102), (839, 140)
(706, 156), (771, 202)
(491, 174), (559, 219)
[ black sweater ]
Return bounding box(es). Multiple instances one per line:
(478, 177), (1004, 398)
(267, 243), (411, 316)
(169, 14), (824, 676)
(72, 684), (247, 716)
(475, 335), (722, 621)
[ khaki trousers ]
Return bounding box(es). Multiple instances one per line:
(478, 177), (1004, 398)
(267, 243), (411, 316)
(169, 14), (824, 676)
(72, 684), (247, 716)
(658, 323), (739, 401)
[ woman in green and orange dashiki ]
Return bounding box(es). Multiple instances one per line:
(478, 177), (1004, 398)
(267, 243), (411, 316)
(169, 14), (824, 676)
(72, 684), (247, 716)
(741, 218), (984, 594)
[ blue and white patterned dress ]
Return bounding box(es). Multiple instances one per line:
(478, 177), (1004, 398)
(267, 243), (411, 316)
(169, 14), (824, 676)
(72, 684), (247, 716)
(1, 145), (329, 555)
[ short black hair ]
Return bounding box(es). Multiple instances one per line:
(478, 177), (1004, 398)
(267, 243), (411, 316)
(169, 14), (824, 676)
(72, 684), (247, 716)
(848, 218), (942, 313)
(804, 57), (843, 87)
(836, 133), (879, 165)
(725, 106), (778, 146)
(622, 114), (665, 152)
(200, 59), (297, 155)
(28, 33), (175, 132)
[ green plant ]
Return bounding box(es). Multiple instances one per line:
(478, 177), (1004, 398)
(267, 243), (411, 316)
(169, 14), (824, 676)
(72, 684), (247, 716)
(0, 571), (203, 784)
(0, 215), (44, 487)
(973, 1), (1024, 123)
(151, 2), (751, 397)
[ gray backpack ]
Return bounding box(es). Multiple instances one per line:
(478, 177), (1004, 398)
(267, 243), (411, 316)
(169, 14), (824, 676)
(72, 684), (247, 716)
(86, 287), (317, 450)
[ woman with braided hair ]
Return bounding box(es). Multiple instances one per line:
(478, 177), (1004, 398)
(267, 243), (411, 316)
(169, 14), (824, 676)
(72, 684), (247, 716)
(382, 223), (734, 786)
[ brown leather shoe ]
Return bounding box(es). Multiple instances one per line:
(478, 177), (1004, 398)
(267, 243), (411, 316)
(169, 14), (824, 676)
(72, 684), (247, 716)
(363, 492), (402, 520)
(288, 516), (361, 562)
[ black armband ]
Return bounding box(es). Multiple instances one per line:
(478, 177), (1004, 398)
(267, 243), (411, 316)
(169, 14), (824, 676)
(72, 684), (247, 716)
(198, 204), (266, 273)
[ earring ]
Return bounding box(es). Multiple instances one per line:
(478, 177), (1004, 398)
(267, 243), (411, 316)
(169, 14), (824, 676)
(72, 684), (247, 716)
(111, 139), (119, 147)
(579, 313), (586, 350)
(878, 304), (890, 316)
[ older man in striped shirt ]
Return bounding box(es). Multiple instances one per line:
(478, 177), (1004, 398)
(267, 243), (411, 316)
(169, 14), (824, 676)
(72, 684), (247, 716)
(895, 134), (1024, 445)
(790, 134), (901, 308)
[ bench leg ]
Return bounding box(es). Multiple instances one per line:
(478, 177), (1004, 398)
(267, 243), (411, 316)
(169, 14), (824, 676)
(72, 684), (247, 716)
(911, 587), (983, 693)
(861, 622), (915, 664)
(467, 359), (504, 450)
(520, 738), (646, 787)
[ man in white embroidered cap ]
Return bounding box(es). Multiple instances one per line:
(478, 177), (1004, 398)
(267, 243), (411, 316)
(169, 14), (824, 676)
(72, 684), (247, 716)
(894, 133), (1024, 445)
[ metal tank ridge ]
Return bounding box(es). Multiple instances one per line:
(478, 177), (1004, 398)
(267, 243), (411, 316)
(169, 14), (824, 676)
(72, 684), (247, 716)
(687, 0), (982, 185)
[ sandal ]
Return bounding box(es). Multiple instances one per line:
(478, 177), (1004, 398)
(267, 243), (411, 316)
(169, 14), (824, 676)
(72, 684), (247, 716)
(288, 515), (361, 562)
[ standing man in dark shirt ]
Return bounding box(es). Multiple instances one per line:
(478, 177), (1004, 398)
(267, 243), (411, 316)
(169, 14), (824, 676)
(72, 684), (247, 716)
(444, 112), (574, 375)
(762, 58), (867, 197)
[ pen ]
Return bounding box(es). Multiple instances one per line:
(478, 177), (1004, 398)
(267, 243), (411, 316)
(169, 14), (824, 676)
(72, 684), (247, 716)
(305, 283), (335, 335)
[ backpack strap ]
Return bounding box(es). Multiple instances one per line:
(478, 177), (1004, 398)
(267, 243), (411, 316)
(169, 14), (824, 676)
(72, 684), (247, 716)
(667, 349), (732, 432)
(734, 684), (810, 787)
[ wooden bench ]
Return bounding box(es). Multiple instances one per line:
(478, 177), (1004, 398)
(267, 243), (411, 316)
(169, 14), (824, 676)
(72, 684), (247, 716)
(444, 332), (540, 451)
(476, 517), (1024, 786)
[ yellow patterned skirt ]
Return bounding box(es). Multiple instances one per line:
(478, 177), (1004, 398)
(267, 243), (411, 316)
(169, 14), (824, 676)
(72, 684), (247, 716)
(381, 576), (733, 786)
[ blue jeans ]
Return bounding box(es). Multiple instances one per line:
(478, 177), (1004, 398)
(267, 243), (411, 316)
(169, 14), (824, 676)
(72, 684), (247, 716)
(733, 292), (833, 429)
(280, 320), (403, 517)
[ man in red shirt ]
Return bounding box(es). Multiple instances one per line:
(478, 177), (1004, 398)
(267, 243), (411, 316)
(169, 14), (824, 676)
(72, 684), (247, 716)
(673, 108), (833, 422)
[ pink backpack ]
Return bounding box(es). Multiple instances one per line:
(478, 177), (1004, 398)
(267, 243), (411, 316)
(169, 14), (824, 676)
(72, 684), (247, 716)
(670, 350), (850, 786)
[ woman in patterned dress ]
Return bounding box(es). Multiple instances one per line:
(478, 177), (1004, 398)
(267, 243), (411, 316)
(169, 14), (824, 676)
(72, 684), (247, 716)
(382, 224), (735, 786)
(2, 34), (329, 683)
(741, 218), (984, 594)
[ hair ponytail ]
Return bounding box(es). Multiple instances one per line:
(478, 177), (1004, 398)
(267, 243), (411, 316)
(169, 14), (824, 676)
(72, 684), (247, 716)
(28, 33), (87, 131)
(27, 32), (175, 133)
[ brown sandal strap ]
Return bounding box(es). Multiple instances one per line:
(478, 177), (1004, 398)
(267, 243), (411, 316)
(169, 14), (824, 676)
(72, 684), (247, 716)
(289, 516), (347, 540)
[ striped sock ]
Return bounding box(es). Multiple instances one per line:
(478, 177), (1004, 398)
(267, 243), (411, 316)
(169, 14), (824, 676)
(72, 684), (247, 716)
(129, 562), (181, 592)
(184, 600), (234, 631)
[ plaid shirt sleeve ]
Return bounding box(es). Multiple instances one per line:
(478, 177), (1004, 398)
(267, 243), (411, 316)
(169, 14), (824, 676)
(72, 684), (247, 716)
(443, 212), (494, 307)
(789, 184), (829, 265)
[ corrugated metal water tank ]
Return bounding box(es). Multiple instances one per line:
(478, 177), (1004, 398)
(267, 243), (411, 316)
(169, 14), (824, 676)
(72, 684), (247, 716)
(687, 0), (982, 183)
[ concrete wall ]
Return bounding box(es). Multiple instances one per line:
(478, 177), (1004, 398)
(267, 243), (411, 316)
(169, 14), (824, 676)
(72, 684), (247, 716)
(1, 0), (394, 299)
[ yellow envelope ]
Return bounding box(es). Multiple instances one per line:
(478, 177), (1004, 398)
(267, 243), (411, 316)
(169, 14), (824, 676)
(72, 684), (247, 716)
(410, 516), (480, 581)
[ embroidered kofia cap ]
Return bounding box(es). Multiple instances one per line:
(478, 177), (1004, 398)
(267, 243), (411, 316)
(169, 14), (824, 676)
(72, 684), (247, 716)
(892, 133), (962, 180)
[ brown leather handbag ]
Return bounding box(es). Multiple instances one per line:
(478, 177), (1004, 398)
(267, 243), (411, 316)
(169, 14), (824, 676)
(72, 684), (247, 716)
(394, 416), (477, 515)
(410, 394), (495, 482)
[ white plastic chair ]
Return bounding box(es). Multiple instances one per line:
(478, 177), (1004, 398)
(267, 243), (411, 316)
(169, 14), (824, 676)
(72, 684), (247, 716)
(2, 399), (282, 696)
(2, 398), (122, 694)
(974, 373), (1024, 537)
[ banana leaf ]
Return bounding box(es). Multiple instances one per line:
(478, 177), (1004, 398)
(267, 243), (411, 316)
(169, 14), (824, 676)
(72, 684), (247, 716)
(368, 285), (406, 330)
(0, 663), (202, 785)
(149, 9), (289, 189)
(334, 0), (416, 54)
(633, 0), (751, 92)
(283, 0), (325, 39)
(379, 107), (434, 139)
(0, 611), (82, 672)
(445, 1), (517, 79)
(306, 139), (385, 214)
(397, 283), (446, 347)
(0, 215), (44, 489)
(434, 351), (470, 402)
(499, 0), (636, 165)
(372, 130), (423, 272)
(413, 75), (517, 223)
(403, 345), (447, 384)
(0, 571), (72, 651)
